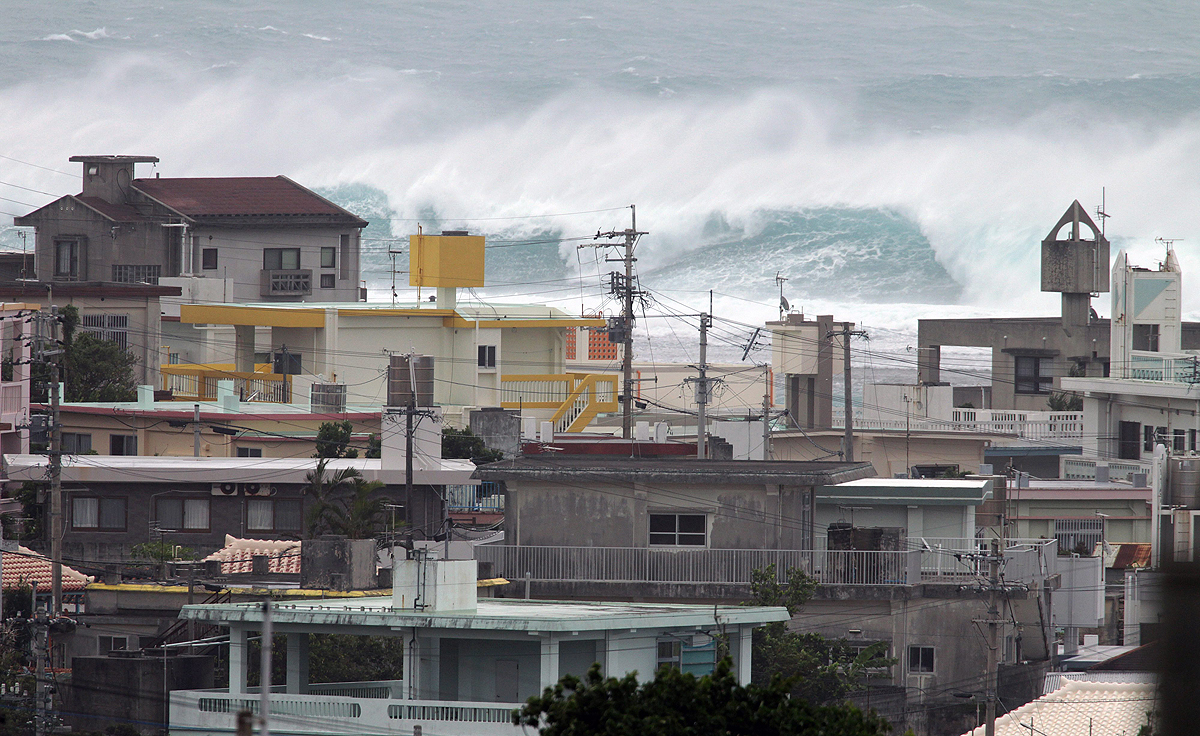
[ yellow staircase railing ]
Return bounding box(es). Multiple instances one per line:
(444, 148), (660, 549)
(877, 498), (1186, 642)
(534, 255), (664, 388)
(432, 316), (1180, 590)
(499, 373), (618, 432)
(160, 363), (292, 403)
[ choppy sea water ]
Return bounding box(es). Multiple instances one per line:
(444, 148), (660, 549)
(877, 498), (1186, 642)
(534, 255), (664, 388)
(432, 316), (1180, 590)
(3, 2), (1200, 372)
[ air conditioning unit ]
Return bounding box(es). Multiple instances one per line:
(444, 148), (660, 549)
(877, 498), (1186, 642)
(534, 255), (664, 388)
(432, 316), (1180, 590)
(211, 483), (277, 496)
(245, 484), (277, 497)
(212, 482), (238, 496)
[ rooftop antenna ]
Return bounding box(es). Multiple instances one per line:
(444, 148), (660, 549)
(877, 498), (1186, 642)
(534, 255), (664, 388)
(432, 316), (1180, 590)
(775, 272), (789, 320)
(1156, 237), (1182, 263)
(1095, 187), (1110, 237)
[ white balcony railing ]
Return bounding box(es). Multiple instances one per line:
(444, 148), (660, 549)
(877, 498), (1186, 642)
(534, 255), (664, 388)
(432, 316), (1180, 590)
(474, 543), (1057, 588)
(831, 407), (1083, 440)
(1126, 352), (1200, 383)
(172, 689), (522, 736)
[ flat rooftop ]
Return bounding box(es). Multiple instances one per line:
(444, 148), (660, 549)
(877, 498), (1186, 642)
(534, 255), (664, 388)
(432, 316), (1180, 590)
(476, 456), (875, 485)
(179, 596), (789, 632)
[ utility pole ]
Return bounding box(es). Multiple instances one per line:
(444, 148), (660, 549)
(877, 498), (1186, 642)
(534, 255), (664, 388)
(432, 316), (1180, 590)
(585, 207), (647, 439)
(32, 580), (45, 736)
(35, 308), (65, 615)
(696, 313), (710, 458)
(762, 366), (772, 460)
(259, 599), (272, 736)
(984, 538), (1001, 736)
(193, 404), (201, 457)
(827, 323), (867, 463)
(406, 357), (416, 530)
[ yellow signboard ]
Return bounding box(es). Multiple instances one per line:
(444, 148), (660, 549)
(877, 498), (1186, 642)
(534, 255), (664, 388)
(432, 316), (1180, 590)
(409, 233), (486, 287)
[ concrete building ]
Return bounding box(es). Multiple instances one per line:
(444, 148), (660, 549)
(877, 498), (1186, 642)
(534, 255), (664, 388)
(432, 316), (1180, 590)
(0, 281), (179, 387)
(917, 202), (1200, 412)
(13, 155), (368, 303)
(1006, 478), (1153, 552)
(769, 425), (993, 479)
(168, 557), (788, 736)
(50, 384), (379, 459)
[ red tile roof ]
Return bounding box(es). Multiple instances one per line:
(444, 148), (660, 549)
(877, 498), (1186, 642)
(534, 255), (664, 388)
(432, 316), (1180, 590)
(75, 196), (148, 222)
(201, 535), (301, 575)
(133, 176), (365, 223)
(2, 545), (92, 591)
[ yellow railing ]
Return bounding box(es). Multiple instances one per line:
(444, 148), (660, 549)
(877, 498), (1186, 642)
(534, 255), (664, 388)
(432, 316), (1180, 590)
(499, 373), (618, 432)
(160, 364), (292, 403)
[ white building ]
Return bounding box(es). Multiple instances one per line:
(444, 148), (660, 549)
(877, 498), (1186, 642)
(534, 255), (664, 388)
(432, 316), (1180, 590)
(169, 557), (787, 736)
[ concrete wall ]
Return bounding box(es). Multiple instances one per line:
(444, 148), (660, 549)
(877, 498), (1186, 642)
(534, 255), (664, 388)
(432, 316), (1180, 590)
(64, 653), (214, 736)
(771, 430), (987, 479)
(29, 200), (173, 283)
(190, 226), (361, 303)
(506, 478), (812, 550)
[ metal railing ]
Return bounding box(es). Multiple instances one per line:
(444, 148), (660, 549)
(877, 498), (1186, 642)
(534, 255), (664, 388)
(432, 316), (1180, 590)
(446, 482), (505, 512)
(475, 543), (1058, 588)
(1125, 352), (1200, 383)
(1060, 456), (1152, 482)
(306, 680), (404, 699)
(160, 363), (292, 403)
(499, 373), (619, 432)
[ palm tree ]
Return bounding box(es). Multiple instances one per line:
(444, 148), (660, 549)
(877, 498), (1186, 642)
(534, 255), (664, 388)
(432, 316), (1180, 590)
(323, 478), (389, 539)
(304, 458), (362, 538)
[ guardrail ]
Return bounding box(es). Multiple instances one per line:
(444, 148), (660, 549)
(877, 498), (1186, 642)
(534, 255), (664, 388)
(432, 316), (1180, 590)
(831, 408), (1083, 440)
(1061, 456), (1152, 482)
(447, 482), (505, 512)
(499, 373), (619, 432)
(160, 364), (292, 403)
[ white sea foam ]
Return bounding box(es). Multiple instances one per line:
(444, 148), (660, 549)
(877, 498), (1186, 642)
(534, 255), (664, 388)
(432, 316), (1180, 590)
(4, 53), (1200, 323)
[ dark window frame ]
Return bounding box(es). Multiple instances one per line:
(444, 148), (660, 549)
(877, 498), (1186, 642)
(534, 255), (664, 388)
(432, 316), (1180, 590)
(71, 496), (127, 531)
(155, 496), (212, 532)
(109, 434), (137, 456)
(263, 247), (301, 271)
(649, 513), (707, 547)
(62, 432), (92, 455)
(907, 645), (935, 673)
(202, 248), (218, 270)
(1014, 356), (1054, 395)
(246, 497), (303, 532)
(477, 344), (497, 369)
(339, 234), (351, 280)
(320, 273), (336, 289)
(237, 447), (263, 458)
(54, 238), (84, 280)
(1133, 323), (1161, 352)
(321, 247), (337, 269)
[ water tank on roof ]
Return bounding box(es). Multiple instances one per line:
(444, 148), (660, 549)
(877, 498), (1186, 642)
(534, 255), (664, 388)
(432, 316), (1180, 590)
(1169, 457), (1200, 508)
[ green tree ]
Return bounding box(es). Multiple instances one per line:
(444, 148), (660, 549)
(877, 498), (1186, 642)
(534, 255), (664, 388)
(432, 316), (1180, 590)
(314, 420), (359, 459)
(442, 427), (503, 463)
(1047, 391), (1083, 411)
(365, 433), (381, 458)
(130, 541), (198, 562)
(320, 477), (390, 539)
(304, 458), (363, 537)
(514, 660), (890, 736)
(744, 565), (893, 705)
(30, 305), (138, 403)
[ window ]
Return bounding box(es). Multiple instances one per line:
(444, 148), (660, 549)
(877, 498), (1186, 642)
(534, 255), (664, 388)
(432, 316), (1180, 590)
(1118, 421), (1141, 460)
(1055, 518), (1103, 554)
(247, 498), (302, 531)
(649, 513), (706, 546)
(98, 636), (128, 654)
(1145, 425), (1156, 452)
(907, 646), (935, 673)
(80, 314), (130, 351)
(156, 497), (211, 531)
(320, 273), (336, 289)
(109, 434), (137, 456)
(1133, 323), (1160, 352)
(54, 239), (82, 280)
(1191, 429), (1197, 453)
(1014, 356), (1053, 394)
(111, 264), (162, 284)
(72, 497), (126, 530)
(477, 344), (496, 369)
(321, 247), (337, 269)
(263, 248), (301, 270)
(202, 248), (218, 270)
(237, 447), (263, 457)
(1174, 429), (1186, 453)
(339, 234), (351, 279)
(62, 432), (92, 455)
(657, 640), (682, 671)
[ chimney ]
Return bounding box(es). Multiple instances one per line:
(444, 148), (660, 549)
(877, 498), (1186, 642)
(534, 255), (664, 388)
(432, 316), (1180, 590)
(69, 155), (159, 203)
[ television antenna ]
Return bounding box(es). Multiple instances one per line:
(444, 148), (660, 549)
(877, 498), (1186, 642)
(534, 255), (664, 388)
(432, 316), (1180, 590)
(1095, 187), (1110, 237)
(775, 272), (789, 320)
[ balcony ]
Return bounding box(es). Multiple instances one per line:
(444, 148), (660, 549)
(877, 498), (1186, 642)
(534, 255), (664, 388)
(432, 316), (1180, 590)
(475, 542), (1057, 589)
(261, 268), (313, 297)
(1125, 351), (1200, 383)
(498, 373), (618, 432)
(171, 687), (522, 736)
(160, 363), (292, 403)
(833, 407), (1083, 441)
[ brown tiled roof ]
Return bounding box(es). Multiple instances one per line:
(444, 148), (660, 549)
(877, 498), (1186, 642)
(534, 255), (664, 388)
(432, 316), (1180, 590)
(201, 535), (301, 575)
(133, 176), (366, 224)
(75, 196), (148, 222)
(2, 545), (92, 592)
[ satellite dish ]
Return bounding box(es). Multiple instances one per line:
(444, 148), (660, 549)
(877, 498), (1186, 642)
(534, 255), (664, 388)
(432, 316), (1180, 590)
(780, 296), (790, 312)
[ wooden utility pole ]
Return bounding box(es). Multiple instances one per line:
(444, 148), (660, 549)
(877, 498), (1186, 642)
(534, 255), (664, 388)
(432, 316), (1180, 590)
(827, 323), (867, 463)
(984, 538), (1000, 736)
(696, 313), (710, 458)
(762, 366), (772, 460)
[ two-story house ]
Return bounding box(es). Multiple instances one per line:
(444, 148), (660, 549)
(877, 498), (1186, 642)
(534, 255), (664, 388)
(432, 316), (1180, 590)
(13, 155), (367, 303)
